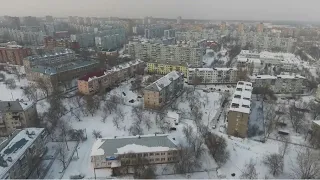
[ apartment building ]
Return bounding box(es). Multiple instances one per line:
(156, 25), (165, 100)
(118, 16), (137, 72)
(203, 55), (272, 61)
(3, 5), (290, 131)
(256, 22), (264, 33)
(187, 68), (238, 84)
(144, 25), (168, 39)
(0, 28), (44, 46)
(0, 128), (48, 179)
(316, 85), (320, 102)
(78, 59), (144, 95)
(0, 43), (32, 65)
(43, 36), (70, 49)
(91, 134), (178, 169)
(23, 48), (76, 74)
(0, 101), (38, 137)
(144, 71), (184, 110)
(250, 74), (305, 94)
(127, 42), (203, 68)
(70, 33), (95, 48)
(175, 30), (221, 41)
(227, 81), (253, 138)
(237, 32), (296, 53)
(164, 29), (176, 39)
(95, 34), (126, 50)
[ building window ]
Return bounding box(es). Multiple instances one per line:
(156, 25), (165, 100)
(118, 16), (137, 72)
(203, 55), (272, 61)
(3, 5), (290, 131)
(160, 152), (166, 155)
(149, 159), (154, 162)
(149, 153), (154, 156)
(155, 158), (160, 161)
(144, 153), (148, 157)
(161, 158), (165, 161)
(168, 157), (172, 161)
(168, 152), (172, 156)
(155, 153), (160, 156)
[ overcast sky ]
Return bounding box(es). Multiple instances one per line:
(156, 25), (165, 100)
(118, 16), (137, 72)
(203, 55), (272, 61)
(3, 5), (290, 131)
(0, 0), (319, 21)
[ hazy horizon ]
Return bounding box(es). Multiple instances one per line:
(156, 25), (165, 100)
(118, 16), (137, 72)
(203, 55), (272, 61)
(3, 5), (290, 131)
(1, 0), (320, 22)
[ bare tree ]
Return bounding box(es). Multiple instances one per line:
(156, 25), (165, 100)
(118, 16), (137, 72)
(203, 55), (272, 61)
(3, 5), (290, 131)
(23, 84), (39, 101)
(263, 153), (284, 176)
(291, 148), (320, 179)
(36, 78), (50, 97)
(84, 95), (101, 116)
(129, 122), (143, 136)
(174, 144), (202, 174)
(264, 103), (280, 138)
(112, 116), (121, 129)
(56, 142), (69, 170)
(308, 101), (320, 120)
(92, 130), (102, 139)
(204, 132), (230, 167)
(4, 78), (16, 89)
(287, 104), (304, 133)
(191, 76), (202, 90)
(0, 72), (6, 82)
(279, 135), (291, 157)
(183, 126), (205, 158)
(12, 67), (22, 82)
(240, 159), (258, 179)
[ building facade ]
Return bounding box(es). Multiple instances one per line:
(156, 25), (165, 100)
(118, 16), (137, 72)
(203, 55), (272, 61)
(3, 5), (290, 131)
(127, 42), (203, 68)
(316, 85), (320, 102)
(250, 74), (305, 94)
(187, 68), (238, 84)
(78, 59), (145, 95)
(0, 43), (32, 65)
(91, 134), (178, 169)
(227, 81), (253, 138)
(144, 71), (184, 110)
(0, 101), (38, 136)
(0, 28), (44, 45)
(0, 128), (48, 179)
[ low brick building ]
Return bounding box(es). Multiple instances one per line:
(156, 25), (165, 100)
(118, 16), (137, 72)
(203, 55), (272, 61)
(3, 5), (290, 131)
(0, 43), (31, 65)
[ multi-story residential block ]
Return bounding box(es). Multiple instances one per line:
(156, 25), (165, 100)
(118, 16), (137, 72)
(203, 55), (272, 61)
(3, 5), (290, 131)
(78, 59), (144, 95)
(144, 25), (168, 39)
(177, 16), (182, 24)
(127, 42), (203, 68)
(237, 32), (296, 52)
(0, 101), (38, 136)
(164, 29), (176, 39)
(0, 42), (32, 65)
(3, 16), (21, 30)
(0, 128), (48, 179)
(147, 62), (189, 76)
(144, 71), (184, 110)
(175, 30), (221, 41)
(220, 21), (227, 32)
(250, 74), (305, 94)
(45, 16), (54, 22)
(91, 134), (178, 169)
(227, 81), (253, 138)
(70, 33), (95, 48)
(316, 85), (320, 102)
(23, 48), (76, 73)
(256, 22), (264, 33)
(27, 60), (99, 91)
(187, 68), (238, 84)
(237, 23), (245, 34)
(21, 16), (38, 26)
(0, 28), (44, 46)
(95, 34), (126, 50)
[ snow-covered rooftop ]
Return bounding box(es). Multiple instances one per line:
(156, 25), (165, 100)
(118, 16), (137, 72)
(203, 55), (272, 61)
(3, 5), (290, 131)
(229, 81), (253, 114)
(189, 67), (237, 72)
(90, 134), (177, 158)
(0, 128), (45, 178)
(313, 120), (320, 126)
(250, 74), (305, 80)
(145, 71), (182, 92)
(79, 59), (144, 82)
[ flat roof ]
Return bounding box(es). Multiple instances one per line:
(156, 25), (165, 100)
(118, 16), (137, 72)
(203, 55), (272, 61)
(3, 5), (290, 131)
(189, 68), (237, 72)
(229, 81), (253, 114)
(250, 74), (305, 80)
(91, 134), (177, 157)
(0, 128), (45, 178)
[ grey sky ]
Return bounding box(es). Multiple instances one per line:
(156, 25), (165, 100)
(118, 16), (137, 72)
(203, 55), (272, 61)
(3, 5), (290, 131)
(0, 0), (319, 21)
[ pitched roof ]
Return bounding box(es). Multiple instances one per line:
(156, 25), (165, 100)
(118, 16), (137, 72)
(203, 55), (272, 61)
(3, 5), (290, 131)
(145, 71), (182, 92)
(91, 134), (177, 157)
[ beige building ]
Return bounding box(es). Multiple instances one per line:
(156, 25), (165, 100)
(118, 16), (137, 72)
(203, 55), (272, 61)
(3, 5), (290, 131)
(144, 71), (184, 110)
(90, 134), (178, 169)
(0, 128), (48, 179)
(78, 59), (145, 95)
(187, 68), (238, 84)
(250, 74), (305, 94)
(227, 81), (253, 138)
(0, 101), (38, 136)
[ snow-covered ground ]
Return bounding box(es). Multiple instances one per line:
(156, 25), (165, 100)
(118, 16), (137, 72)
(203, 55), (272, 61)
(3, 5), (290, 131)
(0, 71), (29, 101)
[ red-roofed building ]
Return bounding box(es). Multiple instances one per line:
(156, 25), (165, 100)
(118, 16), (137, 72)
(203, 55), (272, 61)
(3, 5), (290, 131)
(77, 59), (144, 95)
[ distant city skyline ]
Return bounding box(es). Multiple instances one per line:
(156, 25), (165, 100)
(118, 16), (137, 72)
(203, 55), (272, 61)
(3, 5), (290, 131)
(0, 0), (319, 22)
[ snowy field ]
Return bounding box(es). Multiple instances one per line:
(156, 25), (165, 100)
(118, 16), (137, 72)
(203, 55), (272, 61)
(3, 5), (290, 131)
(0, 71), (29, 101)
(0, 68), (318, 179)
